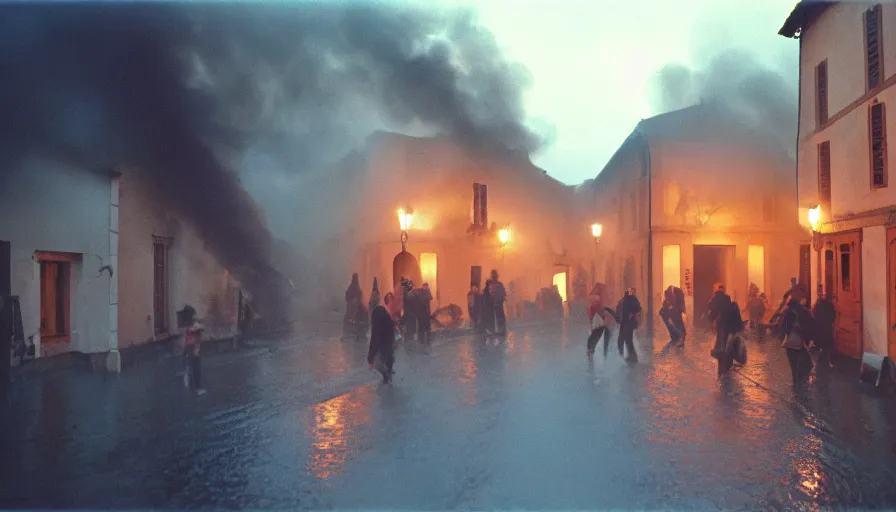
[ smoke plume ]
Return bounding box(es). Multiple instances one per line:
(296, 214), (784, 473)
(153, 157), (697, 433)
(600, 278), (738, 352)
(0, 2), (542, 316)
(649, 49), (798, 157)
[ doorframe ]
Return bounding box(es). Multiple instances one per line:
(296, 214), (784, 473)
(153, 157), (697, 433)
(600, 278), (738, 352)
(887, 226), (896, 361)
(822, 228), (864, 357)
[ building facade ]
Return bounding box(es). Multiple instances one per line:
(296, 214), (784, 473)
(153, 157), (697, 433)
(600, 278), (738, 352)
(325, 132), (580, 318)
(117, 170), (240, 350)
(1, 158), (118, 367)
(781, 2), (896, 360)
(580, 104), (804, 334)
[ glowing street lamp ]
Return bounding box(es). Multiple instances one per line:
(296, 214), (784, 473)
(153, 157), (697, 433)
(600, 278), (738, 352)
(397, 207), (413, 251)
(807, 205), (821, 232)
(591, 223), (603, 241)
(498, 227), (511, 245)
(497, 226), (511, 264)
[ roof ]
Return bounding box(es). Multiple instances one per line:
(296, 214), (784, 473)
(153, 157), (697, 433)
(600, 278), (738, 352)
(778, 1), (835, 38)
(592, 102), (793, 186)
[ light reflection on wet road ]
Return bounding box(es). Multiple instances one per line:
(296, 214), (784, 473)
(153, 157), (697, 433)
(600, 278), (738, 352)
(2, 321), (896, 509)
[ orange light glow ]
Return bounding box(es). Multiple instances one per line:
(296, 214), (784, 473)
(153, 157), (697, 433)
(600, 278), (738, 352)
(306, 388), (373, 480)
(807, 205), (821, 230)
(591, 223), (602, 238)
(397, 208), (414, 231)
(552, 272), (567, 302)
(420, 252), (438, 297)
(498, 227), (511, 245)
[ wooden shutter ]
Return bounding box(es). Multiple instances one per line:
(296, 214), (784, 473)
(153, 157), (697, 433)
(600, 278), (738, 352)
(818, 141), (831, 210)
(870, 102), (888, 188)
(865, 4), (883, 90)
(816, 60), (828, 126)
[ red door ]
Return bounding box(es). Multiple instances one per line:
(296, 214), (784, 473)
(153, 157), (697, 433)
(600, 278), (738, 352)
(826, 231), (862, 358)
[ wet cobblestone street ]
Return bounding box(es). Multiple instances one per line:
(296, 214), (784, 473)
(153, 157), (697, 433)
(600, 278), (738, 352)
(2, 321), (896, 510)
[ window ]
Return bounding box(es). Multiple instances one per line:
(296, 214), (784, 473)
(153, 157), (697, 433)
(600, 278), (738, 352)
(816, 60), (828, 126)
(630, 191), (637, 232)
(420, 252), (438, 301)
(865, 5), (884, 90)
(818, 141), (831, 210)
(869, 102), (887, 188)
(153, 241), (169, 335)
(662, 245), (681, 291)
(840, 243), (851, 292)
(748, 245), (765, 291)
(824, 249), (834, 296)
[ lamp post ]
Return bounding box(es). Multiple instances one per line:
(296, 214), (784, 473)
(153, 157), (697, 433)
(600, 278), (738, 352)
(397, 207), (413, 252)
(591, 223), (602, 286)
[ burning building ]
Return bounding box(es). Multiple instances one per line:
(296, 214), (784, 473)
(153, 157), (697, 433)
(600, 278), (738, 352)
(577, 103), (804, 332)
(321, 131), (579, 319)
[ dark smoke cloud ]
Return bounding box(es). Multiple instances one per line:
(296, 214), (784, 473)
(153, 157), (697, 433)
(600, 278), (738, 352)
(0, 2), (542, 316)
(649, 49), (798, 158)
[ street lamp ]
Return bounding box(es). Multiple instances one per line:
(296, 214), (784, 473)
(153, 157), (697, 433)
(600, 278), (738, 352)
(591, 223), (603, 239)
(397, 207), (414, 251)
(498, 226), (511, 264)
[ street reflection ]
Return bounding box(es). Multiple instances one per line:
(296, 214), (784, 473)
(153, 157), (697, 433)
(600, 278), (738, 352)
(457, 340), (478, 405)
(305, 387), (373, 480)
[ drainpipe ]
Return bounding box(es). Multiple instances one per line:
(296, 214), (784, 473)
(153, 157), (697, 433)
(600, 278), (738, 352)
(637, 129), (654, 339)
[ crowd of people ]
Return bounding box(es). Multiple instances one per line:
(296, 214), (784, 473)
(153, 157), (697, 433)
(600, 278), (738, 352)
(347, 269), (508, 384)
(584, 277), (838, 386)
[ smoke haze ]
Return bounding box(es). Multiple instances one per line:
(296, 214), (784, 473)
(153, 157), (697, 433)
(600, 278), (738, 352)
(649, 49), (798, 158)
(0, 2), (543, 315)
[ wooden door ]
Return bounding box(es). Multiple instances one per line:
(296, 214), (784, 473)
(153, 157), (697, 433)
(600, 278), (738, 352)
(828, 231), (862, 358)
(39, 261), (70, 343)
(887, 228), (896, 362)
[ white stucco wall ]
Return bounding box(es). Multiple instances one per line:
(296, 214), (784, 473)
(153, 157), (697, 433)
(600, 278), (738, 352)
(0, 158), (112, 355)
(799, 82), (896, 218)
(117, 172), (238, 348)
(799, 3), (896, 218)
(861, 225), (888, 356)
(800, 3), (896, 135)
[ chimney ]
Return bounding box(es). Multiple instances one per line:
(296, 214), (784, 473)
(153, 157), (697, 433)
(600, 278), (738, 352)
(473, 183), (481, 227)
(480, 184), (488, 227)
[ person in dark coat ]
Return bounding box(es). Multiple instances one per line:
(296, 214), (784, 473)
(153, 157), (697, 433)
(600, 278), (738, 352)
(369, 278), (381, 319)
(708, 283), (732, 358)
(467, 285), (480, 330)
(659, 285), (686, 347)
(416, 283), (434, 342)
(781, 297), (815, 385)
(343, 273), (363, 341)
(618, 288), (642, 362)
(368, 292), (400, 384)
(484, 270), (508, 335)
(812, 292), (837, 369)
(717, 301), (744, 375)
(399, 276), (417, 339)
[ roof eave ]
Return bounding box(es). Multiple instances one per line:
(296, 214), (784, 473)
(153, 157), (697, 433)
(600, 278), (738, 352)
(778, 1), (834, 38)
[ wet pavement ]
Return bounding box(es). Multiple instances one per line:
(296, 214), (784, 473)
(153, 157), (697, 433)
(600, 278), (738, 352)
(2, 320), (896, 510)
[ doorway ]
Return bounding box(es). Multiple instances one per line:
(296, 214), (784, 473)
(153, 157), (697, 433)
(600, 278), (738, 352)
(35, 251), (75, 344)
(692, 245), (736, 325)
(420, 252), (438, 306)
(552, 271), (568, 303)
(824, 231), (862, 358)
